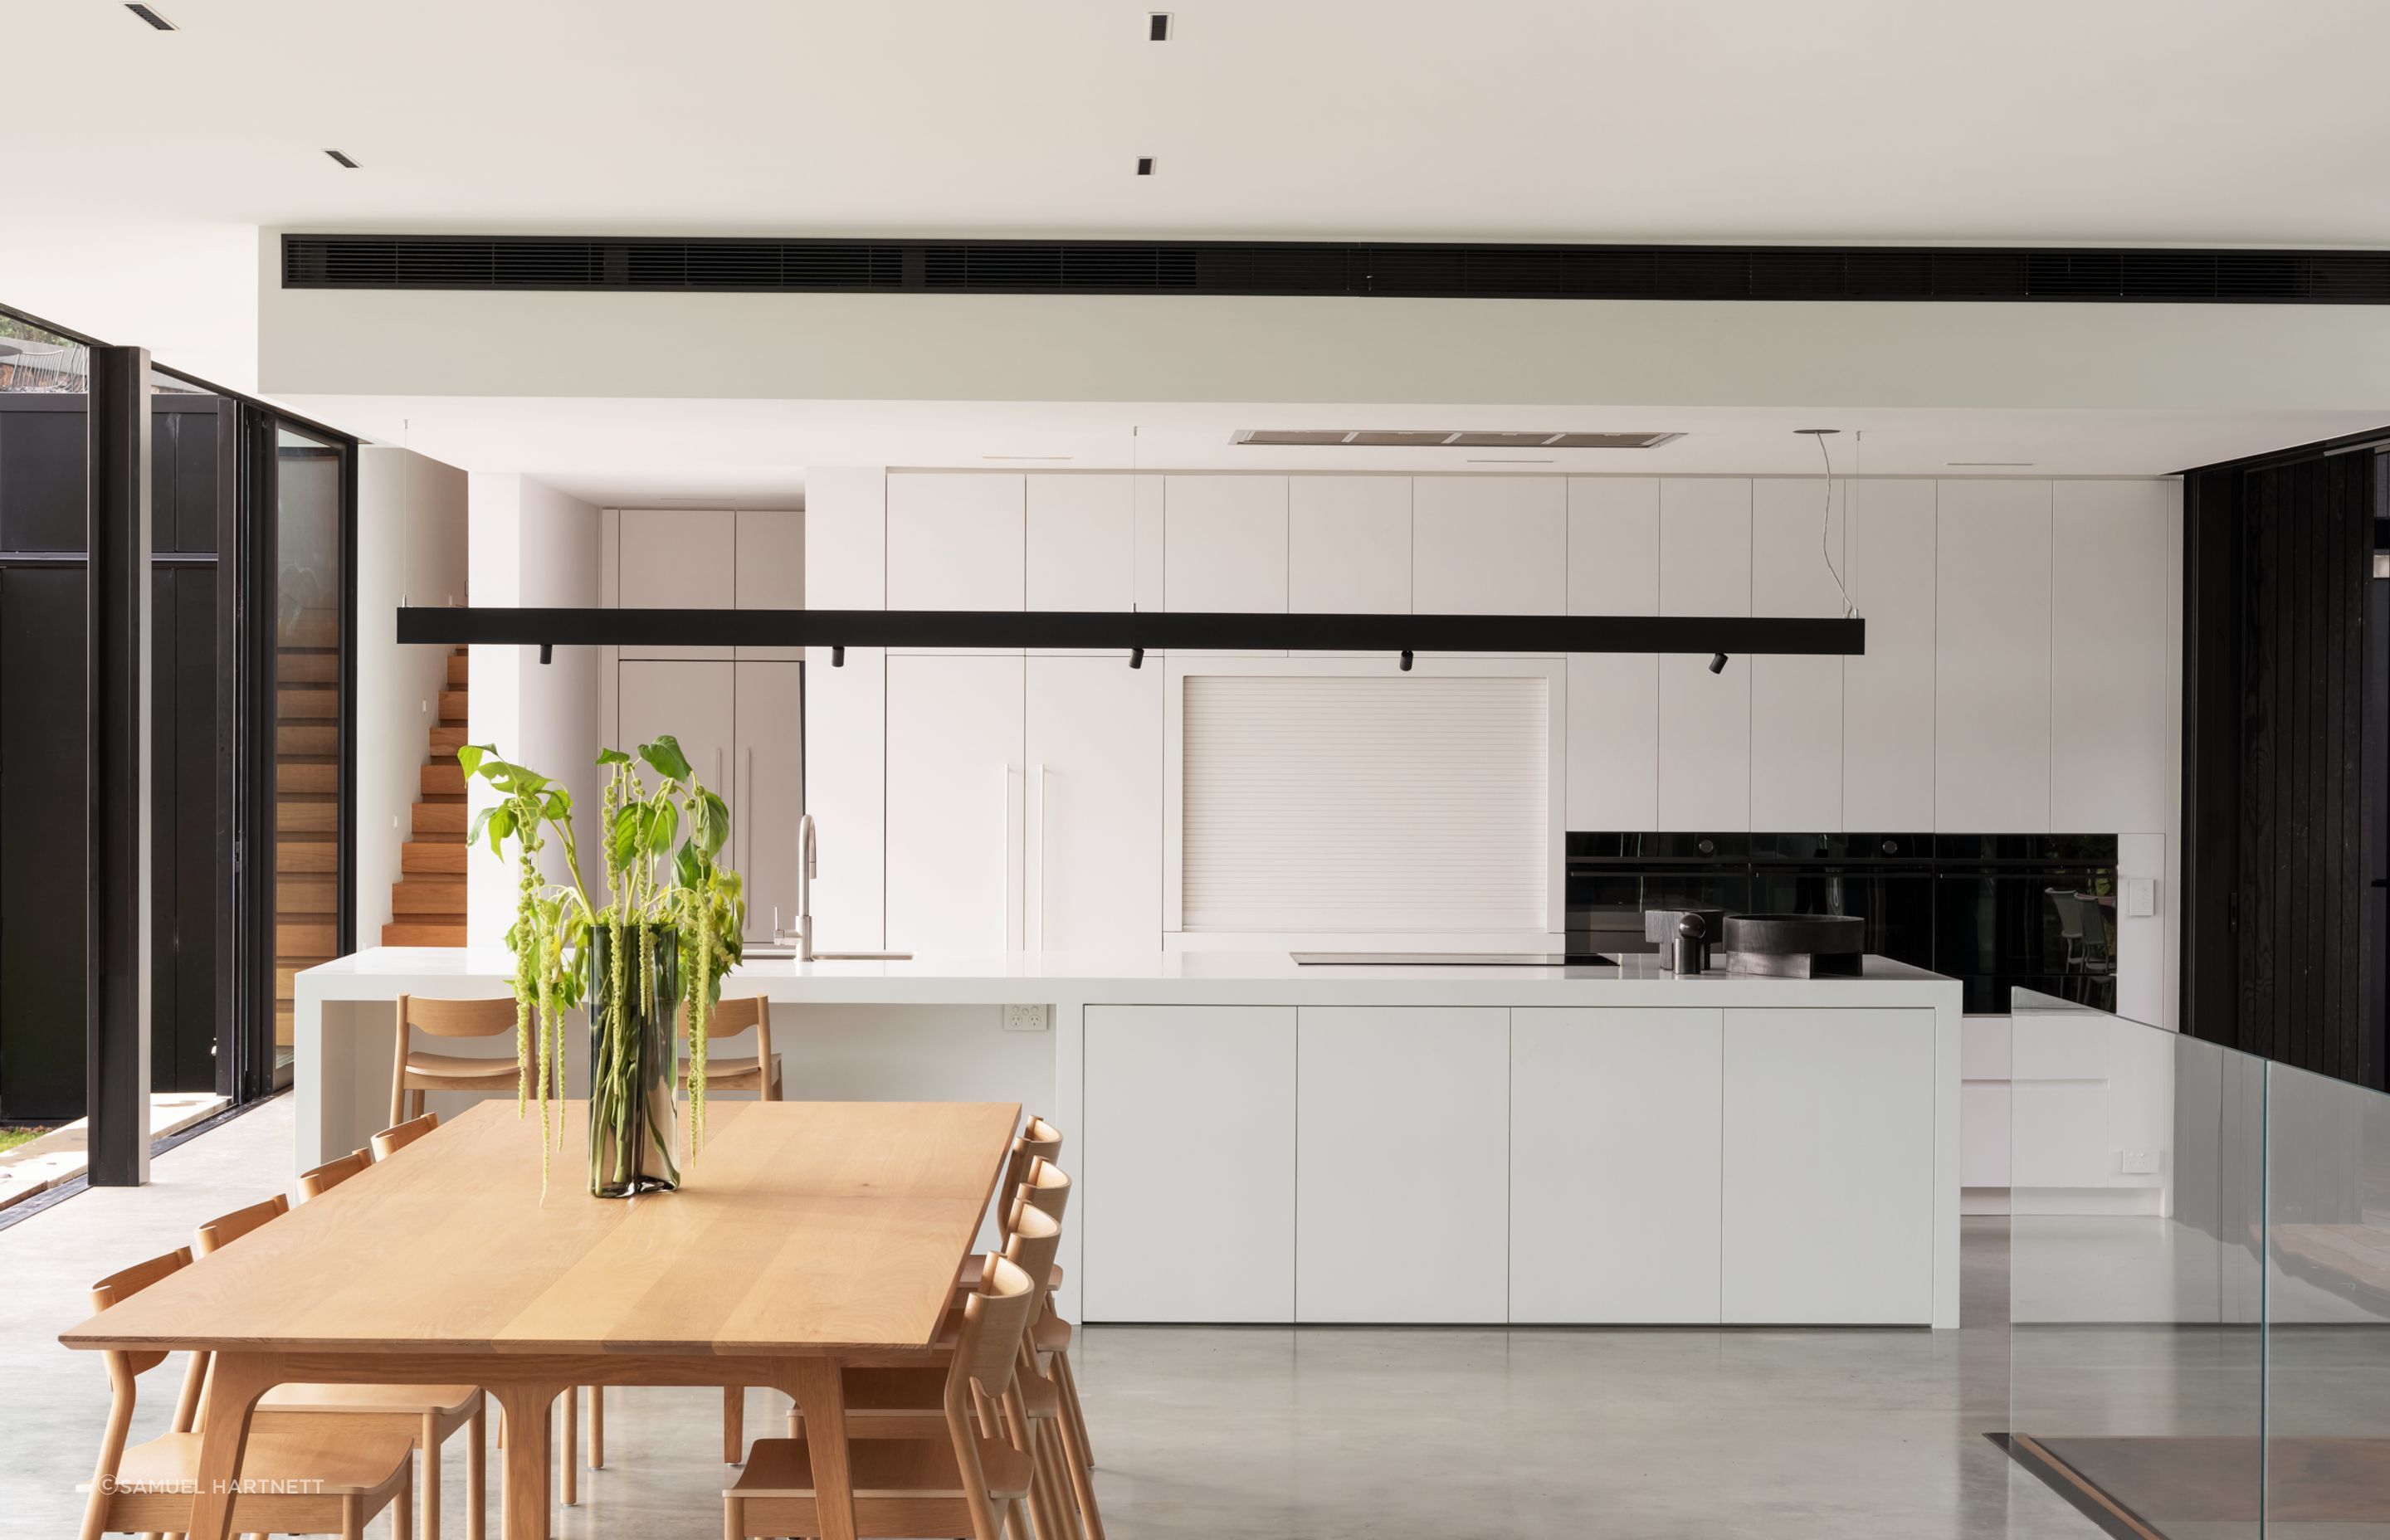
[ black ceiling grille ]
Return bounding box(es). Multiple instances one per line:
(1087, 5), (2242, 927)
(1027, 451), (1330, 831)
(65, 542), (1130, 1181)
(280, 235), (2390, 304)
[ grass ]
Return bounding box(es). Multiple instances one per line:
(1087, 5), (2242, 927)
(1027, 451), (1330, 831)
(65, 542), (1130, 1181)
(0, 1128), (45, 1155)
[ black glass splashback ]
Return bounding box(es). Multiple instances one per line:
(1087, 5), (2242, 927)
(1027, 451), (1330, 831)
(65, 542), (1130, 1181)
(1567, 833), (2119, 1013)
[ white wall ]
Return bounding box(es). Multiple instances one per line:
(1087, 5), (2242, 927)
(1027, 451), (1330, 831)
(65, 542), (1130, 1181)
(354, 447), (469, 940)
(464, 473), (602, 945)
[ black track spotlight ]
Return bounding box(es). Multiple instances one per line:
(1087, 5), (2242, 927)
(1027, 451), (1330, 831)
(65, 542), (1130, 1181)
(538, 642), (554, 665)
(1400, 650), (1414, 671)
(1709, 651), (1729, 675)
(832, 646), (846, 668)
(1129, 646), (1144, 670)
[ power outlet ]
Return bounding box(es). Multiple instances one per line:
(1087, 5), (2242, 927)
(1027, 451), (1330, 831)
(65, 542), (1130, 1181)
(2119, 1149), (2161, 1175)
(1002, 1004), (1050, 1033)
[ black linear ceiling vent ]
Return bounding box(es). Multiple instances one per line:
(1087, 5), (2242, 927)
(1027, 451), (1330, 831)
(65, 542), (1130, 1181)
(1236, 428), (1682, 450)
(283, 236), (2390, 303)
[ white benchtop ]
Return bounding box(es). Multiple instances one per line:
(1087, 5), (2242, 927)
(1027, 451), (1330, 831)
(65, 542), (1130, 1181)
(304, 945), (1955, 1010)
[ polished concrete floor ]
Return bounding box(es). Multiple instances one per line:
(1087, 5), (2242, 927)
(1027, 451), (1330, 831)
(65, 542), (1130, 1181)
(2, 1095), (2101, 1538)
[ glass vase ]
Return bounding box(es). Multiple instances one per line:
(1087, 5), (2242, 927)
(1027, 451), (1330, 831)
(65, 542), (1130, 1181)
(586, 921), (681, 1197)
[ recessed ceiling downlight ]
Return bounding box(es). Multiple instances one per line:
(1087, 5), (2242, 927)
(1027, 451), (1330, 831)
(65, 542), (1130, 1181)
(124, 4), (174, 28)
(324, 149), (359, 168)
(1235, 428), (1682, 451)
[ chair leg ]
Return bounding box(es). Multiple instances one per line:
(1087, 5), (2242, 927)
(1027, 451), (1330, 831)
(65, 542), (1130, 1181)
(722, 1384), (744, 1464)
(1052, 1348), (1095, 1469)
(1041, 1424), (1086, 1540)
(588, 1384), (604, 1469)
(419, 1411), (440, 1540)
(393, 1452), (413, 1539)
(559, 1387), (578, 1505)
(342, 1492), (363, 1540)
(723, 1493), (744, 1540)
(1050, 1399), (1107, 1540)
(466, 1401), (486, 1540)
(1004, 1496), (1034, 1540)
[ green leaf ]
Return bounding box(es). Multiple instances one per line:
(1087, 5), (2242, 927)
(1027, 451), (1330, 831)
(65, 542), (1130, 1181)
(608, 804), (645, 871)
(692, 787), (730, 859)
(639, 734), (695, 784)
(595, 747), (631, 767)
(675, 839), (705, 890)
(468, 805), (496, 848)
(646, 799), (679, 859)
(541, 788), (572, 823)
(456, 743), (489, 779)
(487, 805), (517, 847)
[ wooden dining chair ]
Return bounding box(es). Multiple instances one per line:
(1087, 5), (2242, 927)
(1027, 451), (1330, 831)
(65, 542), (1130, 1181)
(298, 1147), (373, 1200)
(677, 993), (782, 1099)
(193, 1189), (490, 1540)
(78, 1249), (418, 1540)
(726, 1255), (1042, 1540)
(389, 994), (521, 1127)
(372, 1110), (441, 1159)
(955, 1115), (1065, 1294)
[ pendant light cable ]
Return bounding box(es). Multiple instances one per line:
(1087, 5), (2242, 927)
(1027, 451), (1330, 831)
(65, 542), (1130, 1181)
(1812, 429), (1855, 619)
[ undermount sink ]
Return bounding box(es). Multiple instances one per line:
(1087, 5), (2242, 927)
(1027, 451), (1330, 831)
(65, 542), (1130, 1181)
(1290, 952), (1617, 967)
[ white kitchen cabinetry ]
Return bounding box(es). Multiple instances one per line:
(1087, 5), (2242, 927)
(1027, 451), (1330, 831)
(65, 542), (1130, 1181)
(1566, 477), (1661, 831)
(2051, 480), (2175, 834)
(1027, 475), (1134, 617)
(1295, 1006), (1510, 1323)
(618, 660), (735, 796)
(1164, 475), (1287, 616)
(1843, 480), (1937, 831)
(1083, 1006), (1297, 1321)
(1412, 475), (1566, 619)
(1936, 480), (2053, 831)
(1722, 1008), (1935, 1323)
(1750, 478), (1846, 831)
(1510, 1008), (1722, 1323)
(619, 508), (735, 660)
(803, 647), (885, 951)
(886, 472), (1025, 616)
(1289, 475), (1410, 616)
(734, 662), (804, 947)
(734, 509), (805, 660)
(885, 655), (1025, 955)
(1658, 479), (1752, 830)
(1027, 656), (1162, 951)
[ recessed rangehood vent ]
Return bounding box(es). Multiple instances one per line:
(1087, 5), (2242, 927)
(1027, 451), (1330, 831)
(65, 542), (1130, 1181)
(1234, 429), (1683, 450)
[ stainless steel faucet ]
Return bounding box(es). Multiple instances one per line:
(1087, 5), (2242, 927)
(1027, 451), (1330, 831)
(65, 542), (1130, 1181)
(781, 812), (910, 962)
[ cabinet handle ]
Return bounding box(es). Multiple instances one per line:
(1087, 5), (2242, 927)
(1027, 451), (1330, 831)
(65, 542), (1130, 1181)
(1029, 763), (1049, 953)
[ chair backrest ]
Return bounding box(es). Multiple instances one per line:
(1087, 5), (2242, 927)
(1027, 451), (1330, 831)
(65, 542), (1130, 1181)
(194, 1193), (289, 1257)
(2046, 888), (2085, 943)
(398, 992), (519, 1039)
(995, 1120), (1064, 1233)
(296, 1148), (373, 1201)
(370, 1111), (440, 1159)
(680, 994), (765, 1040)
(89, 1248), (192, 1380)
(1002, 1200), (1063, 1287)
(2074, 894), (2113, 958)
(950, 1255), (1040, 1400)
(1007, 1156), (1072, 1234)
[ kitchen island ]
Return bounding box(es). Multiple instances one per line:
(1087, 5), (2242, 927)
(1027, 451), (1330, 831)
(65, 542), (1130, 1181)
(297, 948), (1962, 1327)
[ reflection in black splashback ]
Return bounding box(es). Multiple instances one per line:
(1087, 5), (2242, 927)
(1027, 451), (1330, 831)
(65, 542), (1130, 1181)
(1566, 832), (2120, 1013)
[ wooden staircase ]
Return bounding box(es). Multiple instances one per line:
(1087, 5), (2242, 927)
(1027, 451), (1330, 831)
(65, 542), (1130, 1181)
(385, 649), (471, 946)
(275, 614), (342, 1050)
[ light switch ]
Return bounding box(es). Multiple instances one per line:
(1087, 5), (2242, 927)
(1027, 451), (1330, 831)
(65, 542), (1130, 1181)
(2124, 878), (2158, 918)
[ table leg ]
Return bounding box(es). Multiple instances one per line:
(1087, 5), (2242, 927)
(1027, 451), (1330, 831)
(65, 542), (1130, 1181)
(788, 1357), (856, 1540)
(491, 1384), (557, 1540)
(183, 1352), (274, 1540)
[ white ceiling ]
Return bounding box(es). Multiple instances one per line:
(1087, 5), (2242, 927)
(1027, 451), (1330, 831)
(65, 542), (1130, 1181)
(7, 0), (2390, 247)
(296, 396), (2387, 506)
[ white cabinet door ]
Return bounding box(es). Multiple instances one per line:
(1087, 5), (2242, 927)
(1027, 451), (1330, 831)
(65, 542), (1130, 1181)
(1027, 657), (1161, 952)
(2051, 480), (2174, 835)
(1658, 479), (1751, 830)
(1289, 475), (1410, 616)
(617, 659), (735, 801)
(734, 661), (803, 947)
(1295, 1006), (1509, 1323)
(1084, 1006), (1296, 1321)
(886, 472), (1025, 616)
(1027, 474), (1135, 618)
(1936, 480), (2052, 831)
(802, 466), (885, 611)
(1722, 1008), (1935, 1323)
(1412, 475), (1566, 619)
(1511, 1008), (1722, 1323)
(1843, 480), (1936, 831)
(620, 508), (735, 660)
(1164, 475), (1287, 616)
(1751, 477), (1846, 831)
(885, 655), (1024, 955)
(735, 509), (805, 661)
(1566, 478), (1660, 831)
(802, 647), (884, 951)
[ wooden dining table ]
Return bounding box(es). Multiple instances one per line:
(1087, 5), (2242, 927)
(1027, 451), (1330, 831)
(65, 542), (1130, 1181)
(61, 1097), (1022, 1540)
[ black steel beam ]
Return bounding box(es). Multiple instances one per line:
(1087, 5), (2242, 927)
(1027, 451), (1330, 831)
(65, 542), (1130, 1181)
(398, 607), (1864, 656)
(86, 346), (153, 1187)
